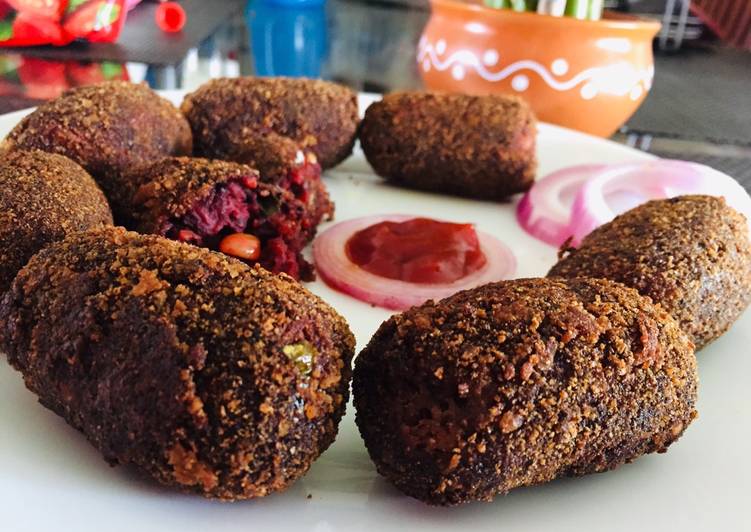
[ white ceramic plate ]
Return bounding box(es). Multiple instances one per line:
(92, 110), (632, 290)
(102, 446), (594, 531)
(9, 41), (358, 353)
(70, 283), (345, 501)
(0, 93), (748, 532)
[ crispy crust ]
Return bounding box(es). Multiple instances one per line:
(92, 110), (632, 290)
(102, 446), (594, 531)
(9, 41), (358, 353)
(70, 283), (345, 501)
(358, 92), (537, 200)
(548, 195), (751, 349)
(221, 132), (303, 182)
(181, 77), (359, 169)
(353, 277), (697, 506)
(0, 81), (192, 213)
(0, 226), (355, 500)
(0, 150), (112, 294)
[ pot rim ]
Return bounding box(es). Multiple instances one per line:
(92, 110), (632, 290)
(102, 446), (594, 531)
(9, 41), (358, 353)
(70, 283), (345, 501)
(429, 0), (662, 34)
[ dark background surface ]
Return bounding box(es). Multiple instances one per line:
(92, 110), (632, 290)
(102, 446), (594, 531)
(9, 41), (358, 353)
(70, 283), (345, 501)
(628, 47), (751, 145)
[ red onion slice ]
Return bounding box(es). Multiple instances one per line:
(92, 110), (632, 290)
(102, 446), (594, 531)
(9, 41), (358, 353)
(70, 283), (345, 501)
(516, 164), (607, 247)
(567, 162), (678, 246)
(518, 160), (751, 248)
(569, 160), (751, 245)
(313, 215), (516, 310)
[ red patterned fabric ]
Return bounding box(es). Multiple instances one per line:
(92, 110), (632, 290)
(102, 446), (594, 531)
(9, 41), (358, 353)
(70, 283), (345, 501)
(691, 0), (751, 49)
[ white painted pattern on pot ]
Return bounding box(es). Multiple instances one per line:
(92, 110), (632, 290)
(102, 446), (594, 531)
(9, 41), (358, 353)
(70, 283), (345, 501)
(417, 37), (654, 101)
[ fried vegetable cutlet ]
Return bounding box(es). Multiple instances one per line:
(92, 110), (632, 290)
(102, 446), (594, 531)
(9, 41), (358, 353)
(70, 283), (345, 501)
(354, 277), (697, 505)
(0, 149), (112, 294)
(549, 195), (751, 349)
(359, 92), (537, 200)
(121, 157), (322, 281)
(181, 76), (358, 170)
(1, 81), (192, 219)
(0, 226), (356, 500)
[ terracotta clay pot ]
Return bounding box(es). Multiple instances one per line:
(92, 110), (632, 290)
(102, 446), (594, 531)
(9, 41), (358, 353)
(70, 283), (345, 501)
(418, 1), (661, 137)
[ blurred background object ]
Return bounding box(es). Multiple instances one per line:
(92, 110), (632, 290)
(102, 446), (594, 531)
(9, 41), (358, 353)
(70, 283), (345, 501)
(658, 0), (701, 51)
(418, 0), (660, 136)
(155, 2), (188, 33)
(0, 0), (130, 47)
(691, 0), (750, 50)
(619, 0), (751, 51)
(247, 0), (327, 78)
(326, 0), (426, 91)
(0, 53), (129, 112)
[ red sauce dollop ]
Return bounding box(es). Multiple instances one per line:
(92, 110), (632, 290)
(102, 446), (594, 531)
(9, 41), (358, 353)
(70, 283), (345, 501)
(345, 218), (487, 284)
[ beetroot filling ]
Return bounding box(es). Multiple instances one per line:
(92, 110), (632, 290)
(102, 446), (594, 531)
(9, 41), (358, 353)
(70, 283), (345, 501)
(163, 176), (306, 279)
(182, 180), (251, 236)
(278, 156), (321, 206)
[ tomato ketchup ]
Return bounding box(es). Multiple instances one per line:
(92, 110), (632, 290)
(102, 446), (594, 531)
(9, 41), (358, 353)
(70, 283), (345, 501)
(345, 217), (487, 284)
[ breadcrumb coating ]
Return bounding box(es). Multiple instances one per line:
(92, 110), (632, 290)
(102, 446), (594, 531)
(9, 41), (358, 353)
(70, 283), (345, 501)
(359, 92), (537, 200)
(354, 277), (697, 506)
(0, 150), (112, 294)
(549, 195), (751, 349)
(0, 226), (355, 500)
(181, 77), (358, 169)
(1, 81), (192, 217)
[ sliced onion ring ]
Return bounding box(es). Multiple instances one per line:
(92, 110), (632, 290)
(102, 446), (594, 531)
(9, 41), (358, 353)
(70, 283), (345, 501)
(566, 162), (679, 246)
(313, 215), (516, 311)
(568, 160), (751, 245)
(516, 164), (607, 247)
(518, 160), (751, 248)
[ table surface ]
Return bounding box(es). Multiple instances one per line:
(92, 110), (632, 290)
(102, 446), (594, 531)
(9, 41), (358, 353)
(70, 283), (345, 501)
(0, 0), (749, 184)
